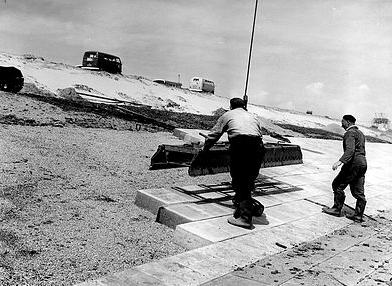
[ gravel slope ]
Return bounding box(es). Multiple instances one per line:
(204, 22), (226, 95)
(0, 91), (230, 285)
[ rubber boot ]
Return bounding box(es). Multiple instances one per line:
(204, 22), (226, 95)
(227, 216), (252, 229)
(232, 198), (240, 218)
(228, 200), (252, 229)
(346, 200), (366, 222)
(322, 206), (341, 217)
(322, 192), (345, 217)
(251, 198), (264, 217)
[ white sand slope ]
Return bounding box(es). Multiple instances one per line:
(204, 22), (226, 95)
(0, 52), (384, 138)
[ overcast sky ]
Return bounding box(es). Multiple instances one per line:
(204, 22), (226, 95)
(1, 0), (392, 124)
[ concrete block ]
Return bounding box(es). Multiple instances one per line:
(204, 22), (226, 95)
(356, 256), (392, 286)
(161, 241), (265, 283)
(314, 240), (391, 285)
(172, 128), (187, 141)
(289, 212), (350, 237)
(136, 257), (207, 286)
(265, 200), (321, 222)
(202, 274), (269, 286)
(273, 174), (319, 186)
(134, 188), (197, 215)
(175, 213), (283, 249)
(135, 227), (288, 286)
(74, 268), (163, 286)
(297, 184), (329, 196)
(266, 188), (322, 203)
(174, 200), (322, 250)
(280, 272), (341, 286)
(197, 192), (229, 200)
(253, 195), (285, 208)
(365, 195), (392, 216)
(366, 183), (391, 196)
(173, 128), (228, 144)
(224, 232), (283, 258)
(174, 215), (252, 249)
(305, 193), (332, 207)
(174, 225), (213, 250)
(157, 202), (233, 228)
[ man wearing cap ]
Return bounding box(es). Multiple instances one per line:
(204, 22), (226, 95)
(202, 98), (264, 229)
(323, 114), (367, 222)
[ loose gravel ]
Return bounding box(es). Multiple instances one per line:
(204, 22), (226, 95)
(0, 123), (228, 286)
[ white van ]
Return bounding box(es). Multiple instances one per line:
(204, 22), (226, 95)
(189, 77), (215, 94)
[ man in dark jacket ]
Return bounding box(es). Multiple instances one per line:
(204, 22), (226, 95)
(202, 98), (264, 229)
(323, 114), (367, 222)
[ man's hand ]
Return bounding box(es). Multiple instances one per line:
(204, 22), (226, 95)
(332, 161), (342, 171)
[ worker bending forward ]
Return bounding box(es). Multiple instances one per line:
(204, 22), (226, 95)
(202, 98), (264, 229)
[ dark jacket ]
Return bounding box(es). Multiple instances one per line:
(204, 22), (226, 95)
(339, 126), (366, 166)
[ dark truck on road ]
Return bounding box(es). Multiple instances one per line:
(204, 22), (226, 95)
(0, 66), (24, 93)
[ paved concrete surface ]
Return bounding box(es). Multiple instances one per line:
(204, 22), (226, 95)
(75, 136), (392, 286)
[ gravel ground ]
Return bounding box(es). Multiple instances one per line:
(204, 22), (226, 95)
(0, 92), (230, 286)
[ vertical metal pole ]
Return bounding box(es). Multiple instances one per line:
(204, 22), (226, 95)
(244, 0), (259, 110)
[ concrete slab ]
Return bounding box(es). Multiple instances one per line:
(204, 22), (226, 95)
(263, 187), (325, 203)
(289, 212), (350, 237)
(134, 188), (198, 215)
(168, 239), (274, 282)
(174, 200), (322, 249)
(173, 128), (288, 146)
(135, 212), (353, 286)
(197, 192), (228, 200)
(356, 258), (392, 286)
(366, 183), (392, 196)
(313, 233), (392, 285)
(74, 268), (163, 286)
(365, 195), (392, 216)
(280, 272), (342, 286)
(127, 212), (354, 286)
(135, 229), (287, 286)
(253, 194), (286, 207)
(231, 215), (383, 286)
(157, 202), (233, 228)
(265, 200), (322, 223)
(173, 128), (228, 144)
(272, 174), (324, 186)
(135, 257), (207, 286)
(201, 274), (268, 286)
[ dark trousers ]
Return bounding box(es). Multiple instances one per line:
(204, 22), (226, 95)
(332, 160), (367, 215)
(229, 135), (264, 218)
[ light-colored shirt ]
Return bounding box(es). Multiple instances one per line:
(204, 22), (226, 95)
(206, 108), (264, 142)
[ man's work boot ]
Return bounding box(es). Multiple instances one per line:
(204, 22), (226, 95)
(228, 199), (253, 229)
(322, 206), (341, 217)
(346, 200), (366, 223)
(227, 216), (252, 229)
(322, 191), (345, 217)
(346, 214), (364, 223)
(232, 198), (241, 218)
(251, 198), (264, 217)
